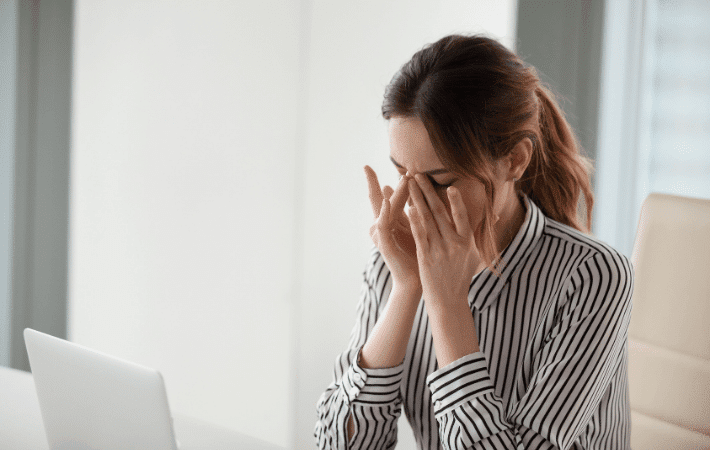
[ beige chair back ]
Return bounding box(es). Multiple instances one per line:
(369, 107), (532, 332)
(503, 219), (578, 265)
(628, 193), (710, 449)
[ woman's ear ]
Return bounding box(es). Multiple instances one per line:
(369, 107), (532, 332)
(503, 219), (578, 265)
(507, 137), (533, 181)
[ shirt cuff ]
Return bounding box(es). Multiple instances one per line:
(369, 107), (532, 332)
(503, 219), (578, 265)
(342, 346), (405, 404)
(425, 351), (495, 416)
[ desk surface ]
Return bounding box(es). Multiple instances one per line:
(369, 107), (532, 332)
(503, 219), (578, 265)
(0, 365), (285, 450)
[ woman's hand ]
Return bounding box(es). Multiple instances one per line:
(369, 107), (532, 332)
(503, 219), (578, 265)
(407, 173), (481, 312)
(365, 165), (421, 295)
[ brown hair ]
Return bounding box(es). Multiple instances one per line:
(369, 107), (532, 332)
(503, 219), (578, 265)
(382, 34), (593, 272)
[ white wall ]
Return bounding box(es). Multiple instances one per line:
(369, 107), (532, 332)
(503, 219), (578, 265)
(70, 1), (517, 449)
(70, 1), (300, 447)
(295, 1), (517, 448)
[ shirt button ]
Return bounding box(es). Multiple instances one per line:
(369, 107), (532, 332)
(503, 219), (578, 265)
(435, 401), (442, 409)
(353, 373), (362, 383)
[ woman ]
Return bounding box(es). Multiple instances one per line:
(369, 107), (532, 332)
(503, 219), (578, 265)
(314, 35), (633, 450)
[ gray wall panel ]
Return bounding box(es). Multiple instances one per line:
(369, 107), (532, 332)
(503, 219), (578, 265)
(2, 0), (72, 371)
(516, 0), (606, 188)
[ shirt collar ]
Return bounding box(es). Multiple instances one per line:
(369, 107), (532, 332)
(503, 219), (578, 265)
(468, 194), (546, 311)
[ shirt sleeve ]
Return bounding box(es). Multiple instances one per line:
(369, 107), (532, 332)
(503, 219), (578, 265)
(425, 250), (634, 450)
(314, 248), (406, 450)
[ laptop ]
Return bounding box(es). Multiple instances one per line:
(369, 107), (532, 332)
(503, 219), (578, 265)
(24, 328), (180, 450)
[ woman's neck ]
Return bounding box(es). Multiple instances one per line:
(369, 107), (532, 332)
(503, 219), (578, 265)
(494, 191), (526, 255)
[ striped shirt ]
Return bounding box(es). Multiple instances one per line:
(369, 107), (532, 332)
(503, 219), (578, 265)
(315, 194), (634, 450)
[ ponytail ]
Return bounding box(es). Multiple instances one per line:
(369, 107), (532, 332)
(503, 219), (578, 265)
(519, 84), (594, 232)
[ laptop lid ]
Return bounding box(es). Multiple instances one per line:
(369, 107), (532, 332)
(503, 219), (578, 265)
(24, 328), (178, 450)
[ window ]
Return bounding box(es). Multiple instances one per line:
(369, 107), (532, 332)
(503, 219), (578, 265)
(595, 0), (710, 257)
(647, 0), (710, 199)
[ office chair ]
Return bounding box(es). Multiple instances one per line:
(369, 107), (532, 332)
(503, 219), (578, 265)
(628, 193), (710, 449)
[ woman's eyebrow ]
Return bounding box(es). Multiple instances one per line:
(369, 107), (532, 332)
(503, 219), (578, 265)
(389, 156), (449, 175)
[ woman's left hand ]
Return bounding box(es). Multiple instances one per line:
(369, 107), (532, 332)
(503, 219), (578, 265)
(407, 174), (482, 312)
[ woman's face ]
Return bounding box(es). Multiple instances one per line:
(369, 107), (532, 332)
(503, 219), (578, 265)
(387, 116), (512, 242)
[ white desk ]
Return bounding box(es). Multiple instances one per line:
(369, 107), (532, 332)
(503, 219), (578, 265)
(0, 365), (285, 450)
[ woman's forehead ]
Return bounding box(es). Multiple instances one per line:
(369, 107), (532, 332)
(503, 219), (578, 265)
(387, 117), (443, 172)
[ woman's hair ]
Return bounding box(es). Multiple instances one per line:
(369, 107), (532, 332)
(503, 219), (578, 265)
(382, 34), (593, 272)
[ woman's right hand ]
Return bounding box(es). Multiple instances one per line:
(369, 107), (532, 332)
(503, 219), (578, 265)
(365, 165), (422, 296)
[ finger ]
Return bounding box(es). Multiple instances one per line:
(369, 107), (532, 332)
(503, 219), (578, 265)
(408, 205), (428, 253)
(376, 197), (395, 251)
(408, 178), (440, 240)
(447, 186), (473, 237)
(414, 174), (455, 239)
(389, 175), (410, 216)
(364, 165), (384, 219)
(385, 196), (412, 237)
(375, 197), (394, 242)
(382, 185), (394, 200)
(375, 198), (387, 229)
(390, 176), (412, 233)
(382, 196), (391, 226)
